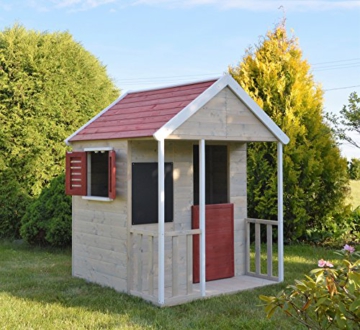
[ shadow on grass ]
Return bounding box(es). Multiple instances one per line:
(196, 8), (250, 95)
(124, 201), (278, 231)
(0, 240), (327, 329)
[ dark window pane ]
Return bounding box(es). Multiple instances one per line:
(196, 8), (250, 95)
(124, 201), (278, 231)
(193, 145), (228, 205)
(91, 152), (108, 197)
(132, 163), (173, 225)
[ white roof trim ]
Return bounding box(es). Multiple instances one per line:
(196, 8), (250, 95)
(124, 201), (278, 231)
(64, 92), (129, 145)
(153, 74), (290, 145)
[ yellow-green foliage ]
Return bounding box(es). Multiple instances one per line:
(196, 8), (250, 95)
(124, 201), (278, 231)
(0, 25), (119, 237)
(229, 24), (349, 240)
(0, 25), (119, 196)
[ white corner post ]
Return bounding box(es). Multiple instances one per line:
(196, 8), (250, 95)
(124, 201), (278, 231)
(158, 139), (165, 305)
(277, 142), (284, 282)
(199, 139), (206, 296)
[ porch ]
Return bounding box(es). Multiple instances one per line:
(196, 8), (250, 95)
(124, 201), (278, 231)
(128, 217), (281, 307)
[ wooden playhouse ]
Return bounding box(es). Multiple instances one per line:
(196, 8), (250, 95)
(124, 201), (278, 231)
(65, 74), (289, 307)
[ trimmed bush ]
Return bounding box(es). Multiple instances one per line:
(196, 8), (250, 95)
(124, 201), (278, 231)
(20, 174), (72, 247)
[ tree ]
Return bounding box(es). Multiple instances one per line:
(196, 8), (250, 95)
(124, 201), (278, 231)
(0, 25), (119, 236)
(328, 92), (360, 149)
(229, 23), (349, 241)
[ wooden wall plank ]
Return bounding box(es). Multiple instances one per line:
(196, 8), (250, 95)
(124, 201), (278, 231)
(168, 87), (278, 142)
(73, 219), (127, 240)
(73, 243), (126, 265)
(73, 254), (127, 279)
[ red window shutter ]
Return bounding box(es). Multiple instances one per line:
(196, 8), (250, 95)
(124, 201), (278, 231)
(108, 150), (116, 199)
(65, 151), (87, 196)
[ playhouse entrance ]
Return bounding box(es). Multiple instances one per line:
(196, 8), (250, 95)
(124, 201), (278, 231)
(192, 145), (234, 283)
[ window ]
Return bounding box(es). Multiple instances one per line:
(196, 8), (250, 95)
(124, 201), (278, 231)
(131, 162), (173, 225)
(65, 148), (116, 200)
(193, 145), (228, 205)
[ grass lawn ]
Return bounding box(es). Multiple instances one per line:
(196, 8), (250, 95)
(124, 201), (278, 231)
(348, 180), (360, 210)
(0, 241), (344, 330)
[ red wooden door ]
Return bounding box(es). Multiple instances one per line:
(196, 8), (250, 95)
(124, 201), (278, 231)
(192, 203), (234, 283)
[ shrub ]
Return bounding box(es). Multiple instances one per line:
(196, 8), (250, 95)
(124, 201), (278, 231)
(260, 245), (360, 329)
(306, 208), (360, 246)
(20, 174), (72, 247)
(0, 171), (31, 239)
(348, 158), (360, 180)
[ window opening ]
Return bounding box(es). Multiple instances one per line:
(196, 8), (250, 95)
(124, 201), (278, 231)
(193, 145), (228, 205)
(90, 151), (108, 197)
(132, 162), (173, 225)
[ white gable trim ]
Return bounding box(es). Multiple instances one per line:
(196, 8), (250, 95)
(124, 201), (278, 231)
(153, 74), (290, 145)
(153, 75), (229, 141)
(64, 92), (129, 145)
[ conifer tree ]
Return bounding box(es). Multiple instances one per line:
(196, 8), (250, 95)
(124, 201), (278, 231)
(229, 23), (349, 240)
(0, 25), (119, 237)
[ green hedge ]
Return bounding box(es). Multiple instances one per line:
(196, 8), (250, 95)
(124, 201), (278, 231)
(0, 171), (31, 239)
(20, 174), (72, 247)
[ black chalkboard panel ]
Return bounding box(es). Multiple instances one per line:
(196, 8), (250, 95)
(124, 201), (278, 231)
(132, 162), (173, 225)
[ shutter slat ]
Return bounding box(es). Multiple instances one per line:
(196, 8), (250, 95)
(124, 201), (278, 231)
(66, 151), (87, 196)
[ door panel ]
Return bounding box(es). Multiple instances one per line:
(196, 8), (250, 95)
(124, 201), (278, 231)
(192, 203), (234, 283)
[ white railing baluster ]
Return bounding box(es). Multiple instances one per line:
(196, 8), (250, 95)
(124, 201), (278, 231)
(246, 220), (250, 274)
(148, 235), (154, 296)
(137, 234), (143, 292)
(255, 223), (261, 275)
(172, 236), (179, 297)
(266, 224), (273, 277)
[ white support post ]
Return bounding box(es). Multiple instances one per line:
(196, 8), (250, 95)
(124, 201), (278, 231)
(199, 139), (206, 296)
(158, 139), (165, 305)
(277, 142), (284, 282)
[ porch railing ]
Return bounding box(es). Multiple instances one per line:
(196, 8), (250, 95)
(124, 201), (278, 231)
(245, 218), (279, 281)
(129, 227), (201, 305)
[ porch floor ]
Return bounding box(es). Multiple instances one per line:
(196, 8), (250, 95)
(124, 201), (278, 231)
(145, 275), (279, 307)
(193, 275), (277, 298)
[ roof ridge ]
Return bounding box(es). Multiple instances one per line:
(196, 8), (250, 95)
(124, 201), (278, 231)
(126, 76), (221, 94)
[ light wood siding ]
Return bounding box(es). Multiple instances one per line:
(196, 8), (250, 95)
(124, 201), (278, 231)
(129, 140), (193, 292)
(71, 138), (248, 299)
(71, 140), (128, 293)
(229, 142), (247, 275)
(168, 87), (277, 142)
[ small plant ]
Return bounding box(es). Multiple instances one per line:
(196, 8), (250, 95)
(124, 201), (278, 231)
(260, 245), (360, 329)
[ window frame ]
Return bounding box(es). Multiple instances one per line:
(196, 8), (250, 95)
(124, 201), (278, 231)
(65, 147), (116, 202)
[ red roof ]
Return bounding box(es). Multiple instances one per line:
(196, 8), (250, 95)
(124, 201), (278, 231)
(69, 79), (217, 142)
